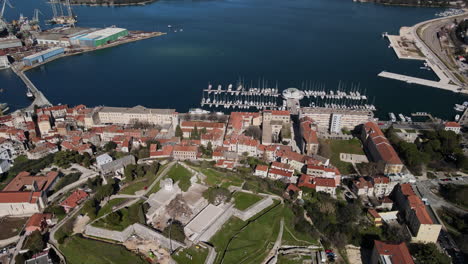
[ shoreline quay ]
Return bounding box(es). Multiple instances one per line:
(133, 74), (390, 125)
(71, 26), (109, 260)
(11, 31), (165, 113)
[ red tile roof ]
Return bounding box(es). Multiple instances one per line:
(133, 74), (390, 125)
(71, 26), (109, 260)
(298, 174), (315, 189)
(3, 171), (59, 192)
(374, 240), (414, 264)
(354, 177), (373, 189)
(399, 184), (433, 225)
(445, 122), (461, 128)
(0, 191), (43, 204)
(255, 165), (269, 172)
(364, 122), (402, 165)
(268, 168), (293, 178)
(368, 209), (381, 219)
(60, 189), (88, 209)
(173, 145), (198, 152)
(314, 177), (336, 188)
(26, 213), (52, 229)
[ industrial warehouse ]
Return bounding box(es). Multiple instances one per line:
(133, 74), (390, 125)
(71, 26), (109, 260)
(36, 26), (129, 48)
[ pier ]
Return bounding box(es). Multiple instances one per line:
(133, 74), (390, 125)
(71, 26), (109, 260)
(200, 82), (376, 112)
(201, 84), (280, 110)
(11, 64), (51, 111)
(378, 71), (462, 93)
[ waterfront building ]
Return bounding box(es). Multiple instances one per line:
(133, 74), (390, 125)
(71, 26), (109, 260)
(0, 50), (9, 69)
(76, 27), (129, 47)
(95, 105), (178, 128)
(37, 27), (97, 47)
(361, 122), (404, 174)
(300, 107), (373, 133)
(22, 47), (65, 66)
(443, 121), (461, 134)
(0, 37), (22, 49)
(393, 184), (441, 244)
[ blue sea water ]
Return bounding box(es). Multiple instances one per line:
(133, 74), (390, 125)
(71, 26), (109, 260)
(0, 0), (462, 119)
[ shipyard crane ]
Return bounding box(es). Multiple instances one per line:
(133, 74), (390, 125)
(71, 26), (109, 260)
(0, 0), (13, 19)
(49, 0), (58, 18)
(31, 9), (43, 25)
(0, 0), (14, 35)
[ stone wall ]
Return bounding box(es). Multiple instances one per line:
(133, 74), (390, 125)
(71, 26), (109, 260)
(233, 196), (274, 221)
(84, 223), (184, 250)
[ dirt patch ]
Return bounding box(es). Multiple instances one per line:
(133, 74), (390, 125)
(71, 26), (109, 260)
(0, 217), (29, 240)
(73, 215), (90, 234)
(123, 236), (171, 264)
(345, 245), (362, 264)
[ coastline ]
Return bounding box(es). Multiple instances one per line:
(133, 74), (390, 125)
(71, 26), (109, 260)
(22, 31), (165, 73)
(354, 0), (457, 8)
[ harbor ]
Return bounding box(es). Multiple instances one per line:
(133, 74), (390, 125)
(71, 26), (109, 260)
(0, 0), (166, 113)
(381, 10), (468, 94)
(200, 81), (376, 113)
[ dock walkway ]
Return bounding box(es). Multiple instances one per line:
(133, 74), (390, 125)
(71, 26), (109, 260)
(378, 71), (463, 93)
(11, 64), (51, 110)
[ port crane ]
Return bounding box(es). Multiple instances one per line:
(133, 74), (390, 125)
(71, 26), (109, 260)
(0, 0), (13, 35)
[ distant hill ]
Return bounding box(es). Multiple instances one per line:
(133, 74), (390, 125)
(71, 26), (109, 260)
(356, 0), (461, 7)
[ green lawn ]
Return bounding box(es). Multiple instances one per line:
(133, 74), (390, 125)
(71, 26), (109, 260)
(281, 207), (318, 246)
(97, 198), (129, 218)
(60, 235), (146, 264)
(119, 172), (158, 195)
(92, 201), (145, 231)
(329, 138), (365, 174)
(198, 167), (243, 188)
(167, 164), (193, 191)
(233, 192), (262, 211)
(173, 245), (209, 264)
(210, 203), (282, 264)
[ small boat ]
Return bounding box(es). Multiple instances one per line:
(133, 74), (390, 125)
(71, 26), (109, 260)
(455, 114), (460, 121)
(398, 113), (405, 122)
(26, 90), (34, 98)
(167, 25), (172, 28)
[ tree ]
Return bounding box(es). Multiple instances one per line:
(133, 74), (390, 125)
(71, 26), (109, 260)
(138, 148), (150, 159)
(409, 243), (451, 264)
(191, 126), (200, 140)
(163, 220), (186, 243)
(124, 164), (137, 181)
(175, 125), (183, 138)
(203, 187), (232, 205)
(206, 141), (213, 156)
(107, 212), (122, 226)
(82, 199), (99, 219)
(244, 126), (262, 140)
(382, 224), (411, 243)
(104, 141), (117, 152)
(23, 231), (45, 254)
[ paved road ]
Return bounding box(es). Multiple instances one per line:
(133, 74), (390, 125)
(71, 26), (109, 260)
(48, 166), (99, 203)
(414, 179), (466, 214)
(412, 12), (468, 89)
(262, 218), (284, 264)
(90, 161), (176, 224)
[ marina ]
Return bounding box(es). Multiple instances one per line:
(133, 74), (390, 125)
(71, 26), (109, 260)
(200, 81), (376, 112)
